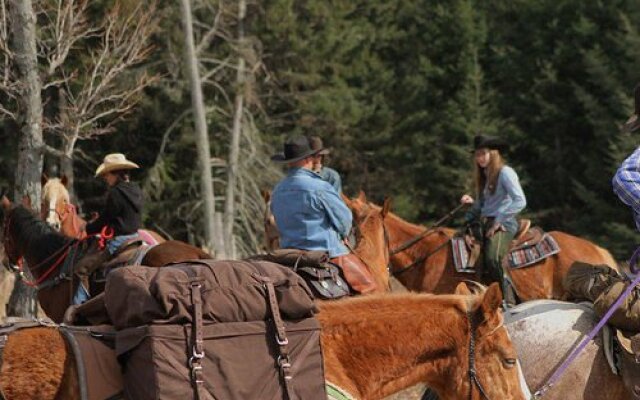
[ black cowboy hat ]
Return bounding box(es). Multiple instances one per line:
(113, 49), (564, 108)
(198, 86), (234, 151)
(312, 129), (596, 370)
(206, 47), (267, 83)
(623, 84), (640, 133)
(471, 134), (508, 153)
(271, 135), (322, 163)
(308, 136), (330, 156)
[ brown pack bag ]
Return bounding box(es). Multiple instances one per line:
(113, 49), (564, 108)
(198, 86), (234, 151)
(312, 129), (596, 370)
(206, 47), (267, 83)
(562, 262), (621, 301)
(104, 259), (317, 329)
(594, 280), (640, 332)
(105, 260), (326, 400)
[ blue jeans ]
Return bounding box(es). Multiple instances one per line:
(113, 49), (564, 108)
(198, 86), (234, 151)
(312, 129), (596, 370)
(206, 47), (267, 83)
(107, 233), (139, 254)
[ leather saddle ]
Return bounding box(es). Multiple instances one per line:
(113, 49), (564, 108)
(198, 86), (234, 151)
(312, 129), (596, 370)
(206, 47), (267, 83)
(509, 220), (545, 251)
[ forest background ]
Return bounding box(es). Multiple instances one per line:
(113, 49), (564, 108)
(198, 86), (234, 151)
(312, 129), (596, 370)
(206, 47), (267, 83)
(1, 0), (640, 265)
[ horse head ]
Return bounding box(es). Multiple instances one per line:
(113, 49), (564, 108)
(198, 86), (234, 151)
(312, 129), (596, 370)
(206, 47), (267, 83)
(617, 331), (640, 399)
(343, 190), (376, 223)
(41, 175), (70, 231)
(448, 282), (526, 399)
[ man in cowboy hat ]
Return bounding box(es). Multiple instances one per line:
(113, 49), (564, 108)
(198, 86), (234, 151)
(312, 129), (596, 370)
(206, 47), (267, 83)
(86, 153), (144, 255)
(308, 136), (343, 193)
(270, 135), (379, 294)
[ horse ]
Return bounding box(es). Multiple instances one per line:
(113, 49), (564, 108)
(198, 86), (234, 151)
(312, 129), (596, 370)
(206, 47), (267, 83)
(345, 191), (618, 301)
(420, 285), (636, 400)
(1, 197), (211, 323)
(41, 175), (165, 244)
(0, 283), (529, 400)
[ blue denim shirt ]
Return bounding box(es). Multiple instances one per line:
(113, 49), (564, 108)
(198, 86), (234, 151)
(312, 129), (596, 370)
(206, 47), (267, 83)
(465, 166), (527, 234)
(271, 168), (351, 257)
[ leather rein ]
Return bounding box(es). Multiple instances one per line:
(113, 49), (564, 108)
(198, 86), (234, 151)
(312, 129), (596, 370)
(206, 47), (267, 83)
(467, 310), (491, 400)
(388, 204), (466, 276)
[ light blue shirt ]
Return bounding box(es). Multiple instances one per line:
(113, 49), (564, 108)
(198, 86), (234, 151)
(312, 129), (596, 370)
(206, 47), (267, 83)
(465, 166), (527, 233)
(271, 168), (351, 257)
(318, 166), (342, 193)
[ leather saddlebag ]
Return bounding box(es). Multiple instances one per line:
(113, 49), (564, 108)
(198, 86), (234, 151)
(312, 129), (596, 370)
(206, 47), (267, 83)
(104, 260), (326, 400)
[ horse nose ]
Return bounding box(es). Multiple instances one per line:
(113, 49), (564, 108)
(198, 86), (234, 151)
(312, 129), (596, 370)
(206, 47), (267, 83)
(53, 222), (61, 230)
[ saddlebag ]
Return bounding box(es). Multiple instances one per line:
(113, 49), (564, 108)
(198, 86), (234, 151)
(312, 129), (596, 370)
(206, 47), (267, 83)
(251, 249), (350, 300)
(104, 260), (326, 400)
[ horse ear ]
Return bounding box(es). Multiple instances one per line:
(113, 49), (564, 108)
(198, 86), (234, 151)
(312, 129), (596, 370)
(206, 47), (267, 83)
(381, 197), (392, 218)
(455, 282), (472, 296)
(60, 175), (69, 187)
(341, 193), (353, 208)
(41, 173), (49, 186)
(479, 282), (503, 329)
(357, 190), (367, 203)
(21, 194), (32, 209)
(261, 189), (271, 203)
(1, 196), (11, 211)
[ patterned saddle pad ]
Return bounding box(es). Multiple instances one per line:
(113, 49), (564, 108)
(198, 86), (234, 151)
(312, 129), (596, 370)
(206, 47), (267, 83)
(505, 232), (560, 269)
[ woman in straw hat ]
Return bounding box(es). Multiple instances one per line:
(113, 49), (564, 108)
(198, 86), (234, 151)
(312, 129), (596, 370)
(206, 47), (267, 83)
(86, 153), (144, 255)
(460, 134), (527, 300)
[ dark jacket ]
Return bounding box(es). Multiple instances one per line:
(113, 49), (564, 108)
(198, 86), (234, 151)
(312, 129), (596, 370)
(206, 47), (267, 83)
(86, 181), (143, 236)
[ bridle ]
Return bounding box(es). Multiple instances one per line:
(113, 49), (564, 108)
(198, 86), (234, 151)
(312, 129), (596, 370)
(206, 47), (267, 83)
(467, 310), (491, 400)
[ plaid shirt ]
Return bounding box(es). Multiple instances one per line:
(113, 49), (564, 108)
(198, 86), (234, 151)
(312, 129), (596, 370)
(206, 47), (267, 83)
(612, 146), (640, 230)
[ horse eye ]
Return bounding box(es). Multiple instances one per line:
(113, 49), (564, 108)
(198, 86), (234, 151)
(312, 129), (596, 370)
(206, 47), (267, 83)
(503, 358), (517, 369)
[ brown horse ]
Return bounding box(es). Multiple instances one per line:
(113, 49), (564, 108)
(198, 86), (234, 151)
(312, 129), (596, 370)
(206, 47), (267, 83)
(41, 176), (165, 244)
(1, 197), (210, 323)
(0, 283), (528, 400)
(345, 191), (617, 300)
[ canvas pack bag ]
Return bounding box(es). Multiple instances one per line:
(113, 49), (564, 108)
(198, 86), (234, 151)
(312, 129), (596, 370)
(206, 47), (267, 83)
(104, 259), (326, 400)
(594, 279), (640, 332)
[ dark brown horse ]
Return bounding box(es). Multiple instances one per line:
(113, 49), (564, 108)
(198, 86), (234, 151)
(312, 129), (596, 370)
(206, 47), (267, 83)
(1, 197), (210, 323)
(1, 283), (528, 400)
(345, 191), (618, 300)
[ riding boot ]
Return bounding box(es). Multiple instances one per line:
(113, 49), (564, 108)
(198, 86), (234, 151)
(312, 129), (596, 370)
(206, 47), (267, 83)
(483, 228), (515, 300)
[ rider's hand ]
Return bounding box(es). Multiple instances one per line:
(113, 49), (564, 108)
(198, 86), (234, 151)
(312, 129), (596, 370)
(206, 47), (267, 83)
(486, 223), (506, 238)
(89, 211), (99, 222)
(460, 194), (475, 205)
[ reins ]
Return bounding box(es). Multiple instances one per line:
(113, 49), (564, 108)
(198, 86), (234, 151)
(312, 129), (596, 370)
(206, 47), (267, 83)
(389, 203), (466, 256)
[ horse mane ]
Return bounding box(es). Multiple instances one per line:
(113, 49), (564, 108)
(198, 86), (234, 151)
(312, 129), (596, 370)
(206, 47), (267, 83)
(42, 178), (70, 204)
(8, 206), (70, 262)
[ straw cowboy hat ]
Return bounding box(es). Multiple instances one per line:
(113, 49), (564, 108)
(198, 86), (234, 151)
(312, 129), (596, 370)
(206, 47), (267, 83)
(623, 84), (640, 133)
(95, 153), (140, 177)
(471, 134), (508, 153)
(271, 135), (322, 163)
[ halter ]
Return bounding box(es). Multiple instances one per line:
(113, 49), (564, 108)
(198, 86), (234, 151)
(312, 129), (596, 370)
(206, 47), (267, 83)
(467, 310), (491, 400)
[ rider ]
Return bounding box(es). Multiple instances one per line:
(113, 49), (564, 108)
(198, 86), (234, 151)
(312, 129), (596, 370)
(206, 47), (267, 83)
(460, 134), (527, 299)
(308, 136), (343, 193)
(85, 153), (144, 255)
(270, 135), (379, 294)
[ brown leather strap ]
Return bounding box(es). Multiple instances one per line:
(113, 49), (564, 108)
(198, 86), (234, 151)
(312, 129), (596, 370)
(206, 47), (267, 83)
(189, 281), (207, 400)
(261, 277), (296, 400)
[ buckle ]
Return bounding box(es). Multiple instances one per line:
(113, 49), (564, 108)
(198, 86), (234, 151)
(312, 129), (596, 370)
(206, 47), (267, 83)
(192, 345), (205, 359)
(275, 334), (288, 346)
(190, 364), (204, 383)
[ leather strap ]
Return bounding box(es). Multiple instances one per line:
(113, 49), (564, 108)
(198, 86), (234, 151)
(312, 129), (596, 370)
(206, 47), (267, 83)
(261, 276), (296, 400)
(189, 280), (207, 400)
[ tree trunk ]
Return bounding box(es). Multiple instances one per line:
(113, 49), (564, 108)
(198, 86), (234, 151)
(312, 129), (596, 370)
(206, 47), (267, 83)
(223, 0), (247, 259)
(179, 0), (219, 256)
(7, 0), (43, 318)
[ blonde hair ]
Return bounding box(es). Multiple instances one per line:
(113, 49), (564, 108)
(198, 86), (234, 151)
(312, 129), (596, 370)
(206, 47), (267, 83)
(474, 149), (505, 196)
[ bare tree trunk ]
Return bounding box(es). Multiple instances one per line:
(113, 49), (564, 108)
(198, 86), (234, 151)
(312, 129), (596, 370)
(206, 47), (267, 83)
(7, 0), (42, 318)
(179, 0), (218, 256)
(223, 0), (247, 259)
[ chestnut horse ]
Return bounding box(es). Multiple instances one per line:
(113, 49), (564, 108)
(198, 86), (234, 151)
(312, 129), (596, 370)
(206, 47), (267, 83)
(0, 283), (529, 400)
(345, 192), (617, 300)
(1, 197), (210, 323)
(41, 176), (165, 244)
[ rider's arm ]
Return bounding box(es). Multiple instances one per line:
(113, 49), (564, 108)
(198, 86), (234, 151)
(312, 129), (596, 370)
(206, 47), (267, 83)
(612, 146), (640, 228)
(494, 167), (526, 226)
(317, 187), (352, 239)
(85, 189), (122, 234)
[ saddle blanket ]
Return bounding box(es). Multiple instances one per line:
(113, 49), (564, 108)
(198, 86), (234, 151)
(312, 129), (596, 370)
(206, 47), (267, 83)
(451, 237), (476, 274)
(507, 233), (560, 269)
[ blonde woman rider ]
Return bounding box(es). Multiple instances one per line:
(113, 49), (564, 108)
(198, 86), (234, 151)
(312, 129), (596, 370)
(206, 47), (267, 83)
(460, 135), (527, 299)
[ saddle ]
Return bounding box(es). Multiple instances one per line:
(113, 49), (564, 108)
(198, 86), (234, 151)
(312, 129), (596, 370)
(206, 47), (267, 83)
(252, 249), (351, 299)
(509, 220), (543, 251)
